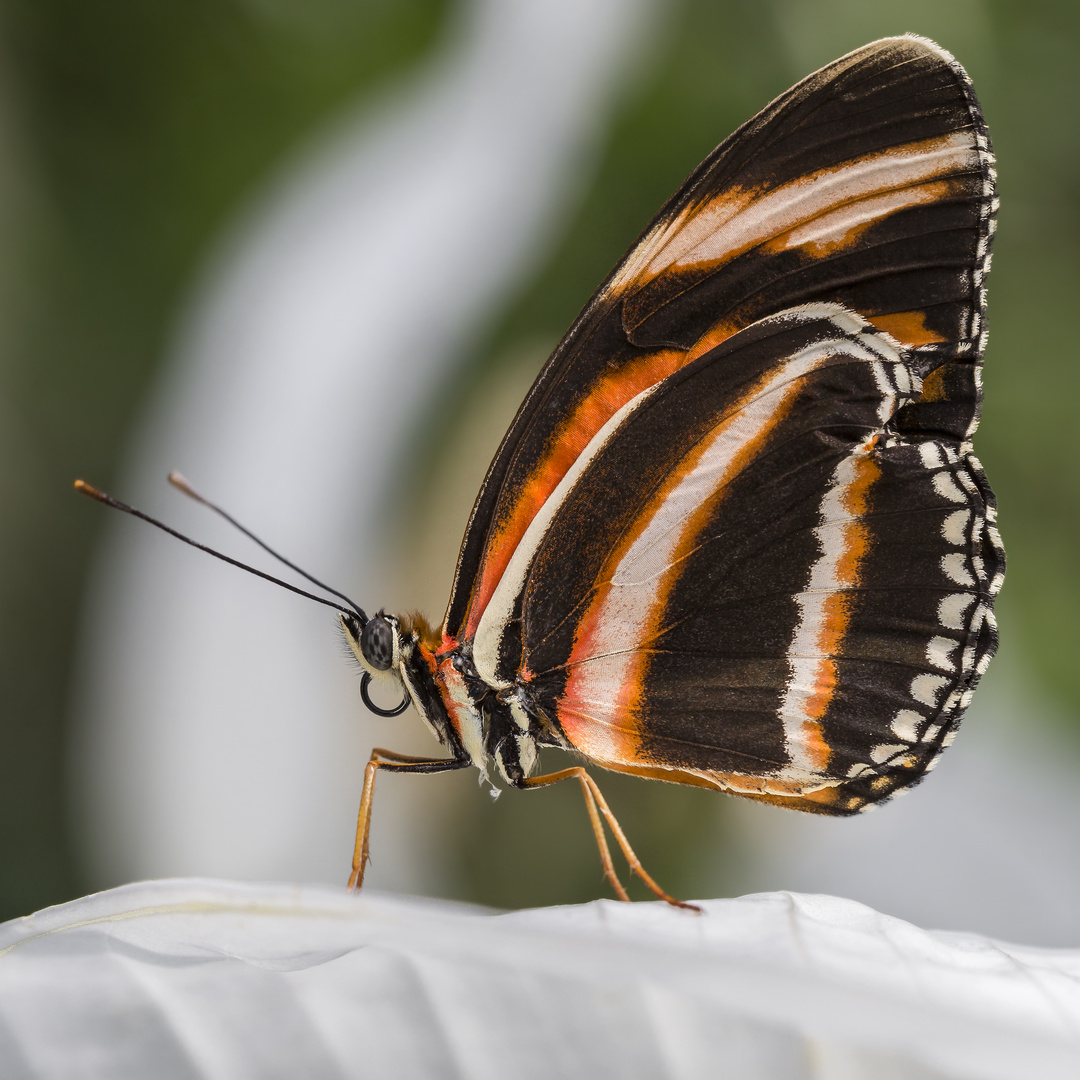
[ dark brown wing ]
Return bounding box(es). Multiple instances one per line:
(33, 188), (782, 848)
(516, 307), (1002, 812)
(443, 35), (996, 681)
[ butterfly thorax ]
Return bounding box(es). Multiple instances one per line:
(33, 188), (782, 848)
(343, 609), (555, 787)
(421, 636), (550, 786)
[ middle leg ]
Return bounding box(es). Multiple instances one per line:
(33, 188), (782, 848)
(521, 766), (699, 911)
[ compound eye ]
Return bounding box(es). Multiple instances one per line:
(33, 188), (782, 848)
(360, 616), (394, 671)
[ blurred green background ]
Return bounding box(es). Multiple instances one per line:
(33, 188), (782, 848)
(1, 0), (1078, 921)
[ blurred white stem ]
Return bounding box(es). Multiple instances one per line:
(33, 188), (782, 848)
(70, 0), (661, 892)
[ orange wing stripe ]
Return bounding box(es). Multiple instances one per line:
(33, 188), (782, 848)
(615, 133), (978, 304)
(559, 352), (819, 763)
(867, 310), (947, 347)
(463, 311), (766, 639)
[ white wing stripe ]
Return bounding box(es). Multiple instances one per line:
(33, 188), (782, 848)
(472, 384), (661, 686)
(569, 321), (891, 717)
(644, 133), (978, 280)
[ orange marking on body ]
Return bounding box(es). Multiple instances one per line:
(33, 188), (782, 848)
(401, 611), (440, 653)
(430, 651), (478, 748)
(416, 638), (438, 675)
(867, 310), (947, 347)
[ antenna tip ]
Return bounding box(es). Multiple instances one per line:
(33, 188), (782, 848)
(74, 479), (103, 499)
(168, 471), (206, 504)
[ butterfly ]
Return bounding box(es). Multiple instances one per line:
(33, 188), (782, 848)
(78, 35), (1003, 908)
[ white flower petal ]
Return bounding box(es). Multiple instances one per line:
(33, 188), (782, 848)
(0, 879), (1078, 1079)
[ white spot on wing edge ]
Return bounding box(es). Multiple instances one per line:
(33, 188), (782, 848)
(911, 672), (949, 707)
(919, 442), (945, 469)
(933, 472), (968, 504)
(927, 635), (958, 671)
(942, 553), (975, 586)
(871, 743), (908, 764)
(938, 592), (976, 630)
(891, 709), (923, 742)
(942, 509), (970, 545)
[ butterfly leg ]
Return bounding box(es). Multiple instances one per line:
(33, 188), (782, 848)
(521, 767), (699, 911)
(525, 766), (630, 901)
(348, 748), (471, 892)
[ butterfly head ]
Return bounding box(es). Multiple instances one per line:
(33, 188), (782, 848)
(341, 610), (402, 679)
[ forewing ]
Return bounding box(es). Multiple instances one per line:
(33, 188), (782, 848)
(516, 308), (1002, 812)
(444, 35), (995, 648)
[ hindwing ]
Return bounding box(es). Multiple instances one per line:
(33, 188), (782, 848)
(515, 307), (1002, 810)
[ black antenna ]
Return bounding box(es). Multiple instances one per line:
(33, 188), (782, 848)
(167, 471), (366, 621)
(74, 480), (365, 622)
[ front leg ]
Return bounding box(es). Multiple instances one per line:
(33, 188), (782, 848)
(348, 748), (471, 891)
